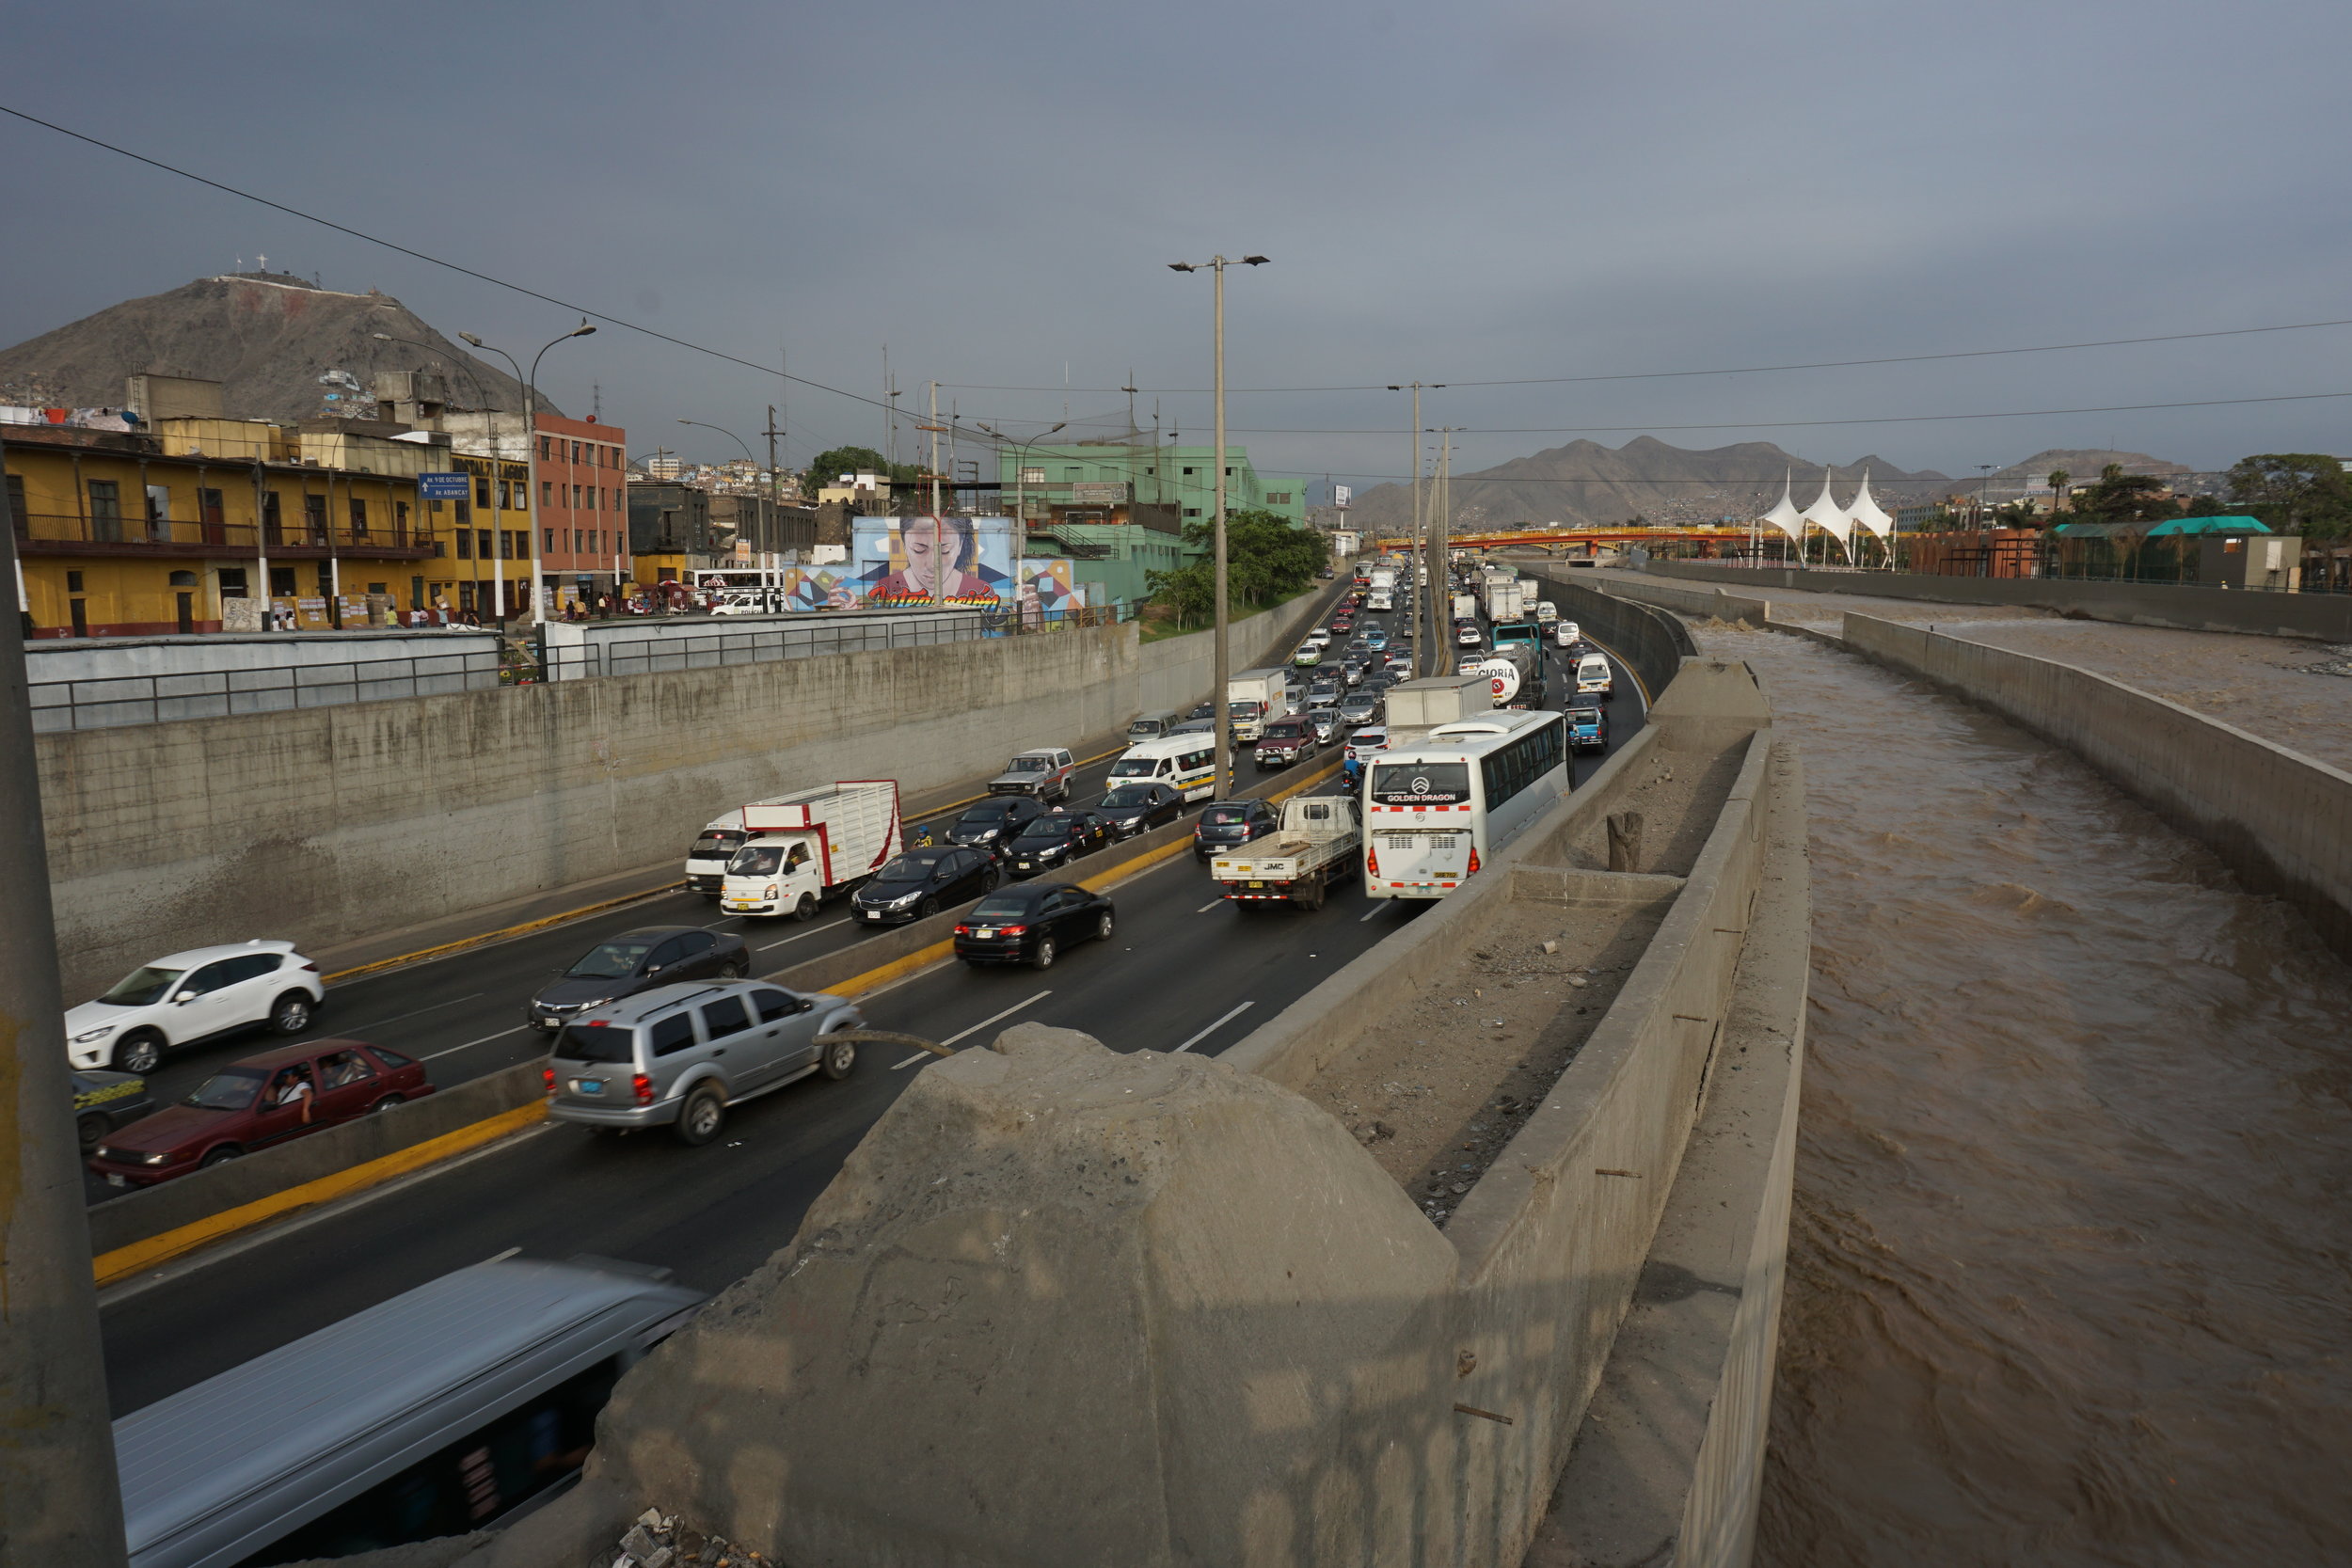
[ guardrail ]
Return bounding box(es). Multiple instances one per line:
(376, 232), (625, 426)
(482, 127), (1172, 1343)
(29, 646), (506, 732)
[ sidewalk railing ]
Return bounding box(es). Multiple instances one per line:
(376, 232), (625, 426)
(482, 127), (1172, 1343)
(30, 646), (503, 732)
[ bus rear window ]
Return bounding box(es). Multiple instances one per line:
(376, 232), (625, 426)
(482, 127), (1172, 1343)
(1371, 761), (1471, 805)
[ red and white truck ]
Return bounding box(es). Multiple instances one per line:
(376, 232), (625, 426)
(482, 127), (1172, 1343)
(718, 780), (902, 920)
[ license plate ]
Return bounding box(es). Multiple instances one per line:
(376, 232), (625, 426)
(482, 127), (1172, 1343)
(863, 911), (884, 920)
(723, 901), (757, 911)
(106, 1173), (126, 1188)
(1248, 879), (1267, 888)
(973, 927), (995, 938)
(573, 1079), (604, 1095)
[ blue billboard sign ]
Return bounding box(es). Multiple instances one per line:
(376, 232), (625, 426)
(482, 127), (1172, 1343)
(418, 472), (470, 499)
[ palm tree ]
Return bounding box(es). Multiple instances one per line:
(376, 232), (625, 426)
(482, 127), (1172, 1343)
(2046, 468), (2070, 514)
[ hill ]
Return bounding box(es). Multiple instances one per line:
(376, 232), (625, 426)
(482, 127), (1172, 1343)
(1340, 436), (1954, 532)
(0, 272), (554, 422)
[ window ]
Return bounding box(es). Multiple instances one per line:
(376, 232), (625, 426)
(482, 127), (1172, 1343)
(544, 529), (556, 553)
(1267, 493), (1292, 504)
(395, 499), (410, 536)
(572, 484), (582, 509)
(541, 481), (552, 507)
(87, 480), (122, 542)
(752, 989), (801, 1023)
(66, 570), (84, 592)
(476, 477), (492, 508)
(1184, 507), (1202, 517)
(454, 497), (471, 527)
(539, 436), (552, 460)
(649, 1014), (698, 1056)
(349, 498), (369, 536)
(305, 494), (329, 543)
(497, 481), (511, 510)
(572, 442), (583, 464)
(699, 996), (753, 1040)
(168, 569), (198, 588)
(319, 1049), (376, 1089)
(1019, 467), (1045, 485)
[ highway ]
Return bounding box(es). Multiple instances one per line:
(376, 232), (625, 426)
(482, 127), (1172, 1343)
(97, 597), (1645, 1415)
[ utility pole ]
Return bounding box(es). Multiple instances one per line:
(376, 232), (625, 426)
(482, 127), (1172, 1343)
(0, 436), (130, 1567)
(1389, 382), (1444, 674)
(763, 401), (782, 601)
(1434, 427), (1462, 669)
(1169, 252), (1269, 800)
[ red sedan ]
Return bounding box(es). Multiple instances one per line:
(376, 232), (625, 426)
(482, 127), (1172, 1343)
(87, 1039), (435, 1188)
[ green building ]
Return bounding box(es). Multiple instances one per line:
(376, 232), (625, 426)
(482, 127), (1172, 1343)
(995, 437), (1307, 610)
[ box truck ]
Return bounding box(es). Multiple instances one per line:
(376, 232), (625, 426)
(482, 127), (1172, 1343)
(716, 780), (902, 919)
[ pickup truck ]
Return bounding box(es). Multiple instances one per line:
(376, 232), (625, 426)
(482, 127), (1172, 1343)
(1567, 705), (1608, 752)
(1210, 796), (1362, 910)
(987, 747), (1075, 801)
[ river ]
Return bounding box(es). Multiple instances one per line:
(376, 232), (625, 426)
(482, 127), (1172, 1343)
(1691, 625), (2352, 1567)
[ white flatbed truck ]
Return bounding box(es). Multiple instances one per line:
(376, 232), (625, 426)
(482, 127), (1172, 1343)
(1210, 796), (1362, 910)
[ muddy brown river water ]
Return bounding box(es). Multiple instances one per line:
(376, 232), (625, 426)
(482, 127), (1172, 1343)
(1692, 626), (2352, 1568)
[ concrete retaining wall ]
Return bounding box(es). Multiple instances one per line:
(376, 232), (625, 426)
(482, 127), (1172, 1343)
(1136, 586), (1334, 716)
(1517, 568), (1698, 702)
(1587, 574), (1773, 629)
(1843, 611), (2352, 960)
(1635, 557), (2352, 641)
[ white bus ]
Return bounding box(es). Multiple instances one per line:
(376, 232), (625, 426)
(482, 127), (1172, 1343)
(1361, 709), (1567, 899)
(1105, 733), (1219, 801)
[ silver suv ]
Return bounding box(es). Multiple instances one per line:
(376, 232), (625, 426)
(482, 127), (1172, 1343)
(544, 980), (862, 1146)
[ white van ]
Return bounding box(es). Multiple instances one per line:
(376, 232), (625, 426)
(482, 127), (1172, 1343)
(1575, 652), (1614, 699)
(1106, 734), (1219, 801)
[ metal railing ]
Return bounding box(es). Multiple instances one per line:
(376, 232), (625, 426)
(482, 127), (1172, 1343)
(14, 510), (439, 555)
(29, 646), (504, 733)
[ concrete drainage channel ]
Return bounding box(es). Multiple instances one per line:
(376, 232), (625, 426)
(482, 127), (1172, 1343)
(87, 757), (1344, 1288)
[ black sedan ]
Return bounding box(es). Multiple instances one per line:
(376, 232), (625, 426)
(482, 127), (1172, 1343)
(73, 1069), (155, 1149)
(1097, 783), (1184, 838)
(1193, 799), (1279, 861)
(528, 926), (749, 1032)
(850, 846), (1000, 925)
(946, 796), (1047, 856)
(1003, 809), (1113, 878)
(953, 882), (1117, 970)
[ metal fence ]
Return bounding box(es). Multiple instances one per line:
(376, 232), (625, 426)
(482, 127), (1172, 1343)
(29, 601), (1144, 733)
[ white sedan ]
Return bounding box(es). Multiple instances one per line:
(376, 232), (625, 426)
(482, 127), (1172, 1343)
(66, 941), (326, 1073)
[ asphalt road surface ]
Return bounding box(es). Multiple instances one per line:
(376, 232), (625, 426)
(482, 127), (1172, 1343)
(98, 607), (1645, 1414)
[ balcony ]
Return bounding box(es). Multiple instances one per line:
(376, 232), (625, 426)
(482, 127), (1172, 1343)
(12, 511), (440, 561)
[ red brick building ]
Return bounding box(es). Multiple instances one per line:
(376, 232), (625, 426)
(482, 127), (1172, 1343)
(534, 412), (628, 609)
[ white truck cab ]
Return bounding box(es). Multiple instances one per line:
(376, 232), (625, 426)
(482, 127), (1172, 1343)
(717, 780), (901, 920)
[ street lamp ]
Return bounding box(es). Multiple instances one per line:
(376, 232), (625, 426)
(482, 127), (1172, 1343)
(1388, 382), (1444, 674)
(459, 320), (596, 626)
(1168, 253), (1268, 800)
(973, 420), (1067, 588)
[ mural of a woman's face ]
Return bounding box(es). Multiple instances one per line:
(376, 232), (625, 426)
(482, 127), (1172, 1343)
(899, 518), (942, 594)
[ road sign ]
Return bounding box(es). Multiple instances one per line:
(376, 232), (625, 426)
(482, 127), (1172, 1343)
(418, 473), (470, 499)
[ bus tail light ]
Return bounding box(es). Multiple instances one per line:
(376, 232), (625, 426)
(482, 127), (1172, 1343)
(631, 1073), (655, 1106)
(1467, 848), (1482, 876)
(1365, 843), (1379, 877)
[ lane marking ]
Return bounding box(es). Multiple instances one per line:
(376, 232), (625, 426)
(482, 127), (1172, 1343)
(483, 1245), (520, 1264)
(757, 918), (850, 952)
(92, 1102), (550, 1288)
(1359, 903), (1391, 923)
(896, 989), (1052, 1069)
(422, 1024), (531, 1061)
(332, 991), (485, 1036)
(1196, 898), (1224, 913)
(322, 882), (688, 985)
(1171, 1001), (1254, 1053)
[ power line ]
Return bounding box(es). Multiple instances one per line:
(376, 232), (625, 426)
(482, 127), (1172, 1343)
(0, 101), (898, 421)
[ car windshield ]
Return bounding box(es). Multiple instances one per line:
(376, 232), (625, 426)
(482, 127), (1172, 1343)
(98, 965), (183, 1006)
(1013, 816), (1069, 841)
(566, 939), (653, 979)
(730, 844), (787, 876)
(183, 1067), (266, 1111)
(1264, 722), (1306, 739)
(876, 853), (946, 879)
(970, 895), (1039, 921)
(552, 1022), (637, 1064)
(690, 831), (743, 858)
(1101, 787), (1157, 807)
(1228, 702), (1263, 717)
(1005, 756), (1049, 772)
(1372, 761), (1472, 805)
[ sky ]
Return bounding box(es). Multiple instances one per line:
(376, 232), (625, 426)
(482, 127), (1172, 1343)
(3, 0), (2349, 499)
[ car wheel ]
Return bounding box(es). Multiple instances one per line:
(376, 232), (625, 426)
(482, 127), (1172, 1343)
(1095, 911), (1115, 943)
(674, 1085), (725, 1147)
(200, 1145), (242, 1168)
(269, 992), (312, 1035)
(113, 1030), (165, 1075)
(793, 893), (819, 922)
(983, 868), (1001, 892)
(820, 1032), (857, 1080)
(721, 958), (748, 979)
(919, 895), (940, 919)
(76, 1112), (108, 1150)
(1032, 938), (1057, 971)
(369, 1093), (405, 1114)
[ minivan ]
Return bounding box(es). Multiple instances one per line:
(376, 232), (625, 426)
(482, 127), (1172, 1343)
(545, 981), (863, 1146)
(1125, 709), (1179, 742)
(1105, 734), (1219, 801)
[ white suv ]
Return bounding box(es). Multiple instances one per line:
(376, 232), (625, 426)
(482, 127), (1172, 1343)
(66, 940), (326, 1073)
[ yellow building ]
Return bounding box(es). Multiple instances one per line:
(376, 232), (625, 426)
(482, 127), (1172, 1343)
(5, 415), (438, 637)
(431, 451), (535, 621)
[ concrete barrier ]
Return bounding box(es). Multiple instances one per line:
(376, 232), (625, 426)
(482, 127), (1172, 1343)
(1588, 574), (1773, 628)
(1633, 557), (2352, 641)
(1517, 567), (1697, 701)
(1842, 611), (2352, 960)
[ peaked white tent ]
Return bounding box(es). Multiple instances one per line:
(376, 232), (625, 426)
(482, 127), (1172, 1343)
(1757, 470), (1805, 545)
(1800, 469), (1853, 561)
(1847, 468), (1895, 540)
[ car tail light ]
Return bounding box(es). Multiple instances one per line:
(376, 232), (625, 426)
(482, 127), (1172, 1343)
(1467, 848), (1482, 875)
(542, 1067), (556, 1093)
(998, 925), (1028, 937)
(954, 924), (971, 935)
(301, 962), (320, 973)
(631, 1073), (654, 1106)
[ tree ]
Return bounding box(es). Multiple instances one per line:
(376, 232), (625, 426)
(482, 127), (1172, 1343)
(2046, 468), (2071, 511)
(2070, 464), (2179, 524)
(1144, 508), (1327, 625)
(800, 446), (922, 499)
(2226, 452), (2352, 540)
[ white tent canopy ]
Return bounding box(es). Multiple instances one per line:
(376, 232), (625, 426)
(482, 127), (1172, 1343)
(1847, 468), (1895, 540)
(1757, 470), (1805, 543)
(1800, 470), (1853, 557)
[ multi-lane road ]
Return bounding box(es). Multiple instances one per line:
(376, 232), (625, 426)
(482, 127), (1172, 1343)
(98, 603), (1645, 1415)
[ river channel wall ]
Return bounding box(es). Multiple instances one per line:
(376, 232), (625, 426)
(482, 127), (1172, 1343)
(1581, 574), (1775, 630)
(36, 594), (1329, 1001)
(1841, 611), (2352, 961)
(1630, 557), (2352, 641)
(1518, 566), (1698, 700)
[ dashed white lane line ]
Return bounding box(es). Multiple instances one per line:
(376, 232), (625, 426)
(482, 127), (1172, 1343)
(1359, 902), (1391, 922)
(1171, 1001), (1254, 1053)
(1195, 898), (1225, 914)
(332, 991), (485, 1036)
(757, 918), (850, 952)
(422, 1024), (530, 1061)
(895, 990), (1053, 1069)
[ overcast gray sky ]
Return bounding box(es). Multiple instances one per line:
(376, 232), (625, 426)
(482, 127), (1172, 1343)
(4, 0), (2347, 493)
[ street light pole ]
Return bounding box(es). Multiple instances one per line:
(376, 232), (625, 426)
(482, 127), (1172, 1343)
(463, 322), (596, 626)
(1169, 253), (1268, 800)
(973, 420), (1067, 599)
(1387, 382), (1444, 675)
